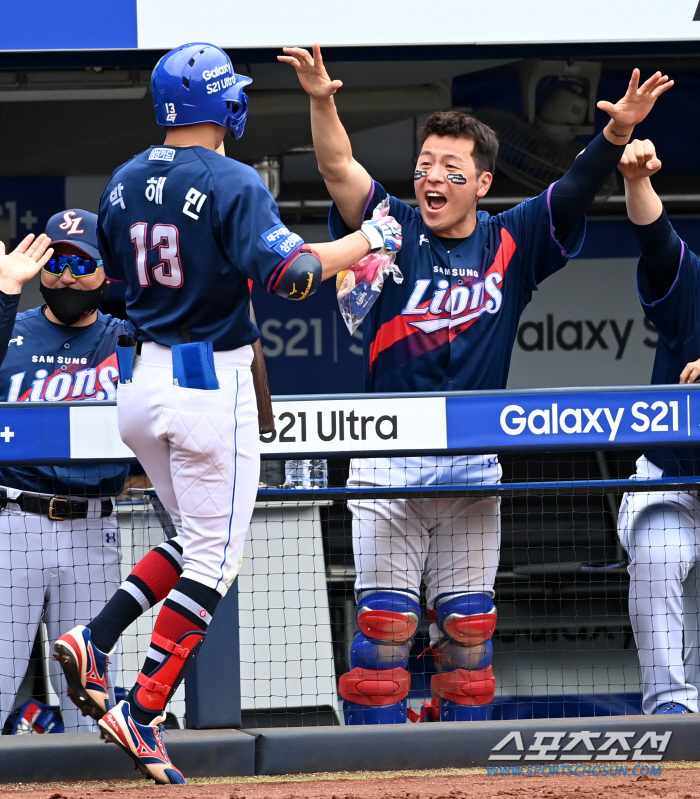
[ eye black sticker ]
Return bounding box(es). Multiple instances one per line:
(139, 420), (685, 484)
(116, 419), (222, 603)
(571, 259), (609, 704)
(414, 170), (427, 180)
(447, 174), (467, 184)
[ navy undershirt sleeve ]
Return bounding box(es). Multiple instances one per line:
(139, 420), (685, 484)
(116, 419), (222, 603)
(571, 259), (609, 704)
(633, 210), (682, 301)
(0, 291), (20, 368)
(550, 131), (626, 242)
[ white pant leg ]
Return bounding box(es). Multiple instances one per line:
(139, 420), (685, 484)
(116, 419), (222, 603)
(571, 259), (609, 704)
(347, 456), (501, 603)
(349, 498), (428, 596)
(45, 504), (122, 732)
(0, 507), (49, 730)
(118, 356), (182, 534)
(682, 564), (700, 701)
(422, 497), (501, 645)
(618, 490), (699, 714)
(423, 497), (501, 605)
(118, 343), (260, 596)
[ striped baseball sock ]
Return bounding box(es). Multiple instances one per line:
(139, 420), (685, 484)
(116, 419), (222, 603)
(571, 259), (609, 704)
(128, 577), (221, 725)
(87, 538), (184, 654)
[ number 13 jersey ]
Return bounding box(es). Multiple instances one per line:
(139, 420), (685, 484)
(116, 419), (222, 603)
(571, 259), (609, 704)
(98, 145), (307, 350)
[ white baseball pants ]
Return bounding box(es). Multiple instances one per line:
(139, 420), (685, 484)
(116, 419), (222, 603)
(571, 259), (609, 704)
(348, 456), (501, 643)
(618, 456), (700, 714)
(0, 499), (121, 732)
(117, 342), (260, 597)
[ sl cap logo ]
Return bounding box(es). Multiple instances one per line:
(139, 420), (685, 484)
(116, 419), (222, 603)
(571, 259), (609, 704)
(58, 211), (85, 236)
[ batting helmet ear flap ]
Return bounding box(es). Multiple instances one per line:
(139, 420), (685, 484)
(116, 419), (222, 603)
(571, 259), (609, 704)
(222, 79), (252, 139)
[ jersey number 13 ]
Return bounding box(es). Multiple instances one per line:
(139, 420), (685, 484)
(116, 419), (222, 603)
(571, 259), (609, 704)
(130, 223), (183, 289)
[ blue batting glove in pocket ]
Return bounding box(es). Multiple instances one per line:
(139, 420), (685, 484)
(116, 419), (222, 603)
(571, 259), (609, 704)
(116, 335), (136, 384)
(172, 342), (220, 390)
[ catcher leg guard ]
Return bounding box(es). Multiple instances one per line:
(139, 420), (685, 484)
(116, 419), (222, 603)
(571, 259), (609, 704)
(340, 633), (411, 724)
(435, 592), (497, 644)
(356, 590), (421, 643)
(431, 593), (497, 721)
(340, 591), (419, 725)
(130, 630), (204, 719)
(53, 625), (111, 720)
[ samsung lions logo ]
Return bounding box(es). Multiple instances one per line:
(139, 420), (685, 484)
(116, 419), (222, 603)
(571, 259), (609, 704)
(58, 211), (84, 236)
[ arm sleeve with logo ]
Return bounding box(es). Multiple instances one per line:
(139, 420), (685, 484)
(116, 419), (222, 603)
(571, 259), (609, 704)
(637, 221), (698, 349)
(216, 167), (306, 293)
(328, 179), (413, 240)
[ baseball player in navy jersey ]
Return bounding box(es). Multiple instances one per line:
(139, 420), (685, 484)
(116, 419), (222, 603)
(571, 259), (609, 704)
(615, 138), (700, 715)
(281, 45), (673, 725)
(0, 212), (138, 735)
(53, 42), (402, 784)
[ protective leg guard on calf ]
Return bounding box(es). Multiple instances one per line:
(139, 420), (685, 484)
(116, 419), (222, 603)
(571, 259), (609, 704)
(349, 631), (411, 671)
(341, 632), (411, 724)
(356, 590), (421, 643)
(435, 592), (497, 644)
(131, 630), (205, 717)
(431, 667), (496, 706)
(340, 593), (417, 725)
(339, 665), (411, 725)
(431, 593), (497, 721)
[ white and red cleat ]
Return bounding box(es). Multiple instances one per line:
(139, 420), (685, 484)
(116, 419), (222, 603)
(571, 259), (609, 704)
(98, 700), (185, 785)
(52, 625), (111, 720)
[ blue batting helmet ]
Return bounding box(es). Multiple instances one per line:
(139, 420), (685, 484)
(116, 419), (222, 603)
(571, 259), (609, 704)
(151, 43), (252, 139)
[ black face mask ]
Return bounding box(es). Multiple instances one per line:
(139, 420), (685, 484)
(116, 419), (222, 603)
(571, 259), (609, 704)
(40, 281), (107, 326)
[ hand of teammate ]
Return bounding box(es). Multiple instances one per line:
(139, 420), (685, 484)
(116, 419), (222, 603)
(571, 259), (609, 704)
(278, 44), (343, 100)
(359, 215), (402, 253)
(619, 139), (662, 182)
(598, 70), (673, 141)
(0, 234), (53, 295)
(680, 359), (700, 384)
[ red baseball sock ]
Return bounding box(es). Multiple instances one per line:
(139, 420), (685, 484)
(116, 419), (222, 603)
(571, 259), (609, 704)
(88, 538), (184, 653)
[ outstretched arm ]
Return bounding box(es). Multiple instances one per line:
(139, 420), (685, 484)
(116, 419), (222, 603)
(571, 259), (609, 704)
(551, 70), (673, 242)
(279, 44), (372, 232)
(621, 138), (681, 301)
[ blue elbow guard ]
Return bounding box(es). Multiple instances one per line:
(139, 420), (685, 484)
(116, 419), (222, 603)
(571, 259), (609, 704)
(273, 248), (322, 300)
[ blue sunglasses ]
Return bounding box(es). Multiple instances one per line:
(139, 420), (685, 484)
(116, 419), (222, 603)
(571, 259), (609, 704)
(44, 254), (103, 278)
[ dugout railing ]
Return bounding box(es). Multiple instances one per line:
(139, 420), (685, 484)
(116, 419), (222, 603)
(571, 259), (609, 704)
(0, 385), (699, 780)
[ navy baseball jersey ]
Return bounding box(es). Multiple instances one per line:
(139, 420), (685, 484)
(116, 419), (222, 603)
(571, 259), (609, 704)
(0, 295), (130, 496)
(638, 236), (700, 477)
(329, 180), (585, 393)
(99, 145), (306, 351)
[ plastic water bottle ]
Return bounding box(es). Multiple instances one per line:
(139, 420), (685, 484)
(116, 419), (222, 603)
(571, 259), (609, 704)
(284, 459), (328, 489)
(310, 459), (328, 489)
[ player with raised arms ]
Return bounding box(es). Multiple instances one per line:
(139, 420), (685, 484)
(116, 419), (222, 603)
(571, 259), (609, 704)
(52, 42), (402, 784)
(281, 44), (672, 725)
(616, 137), (700, 716)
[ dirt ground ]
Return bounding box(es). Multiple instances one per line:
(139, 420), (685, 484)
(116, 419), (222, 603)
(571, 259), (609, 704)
(1, 763), (699, 799)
